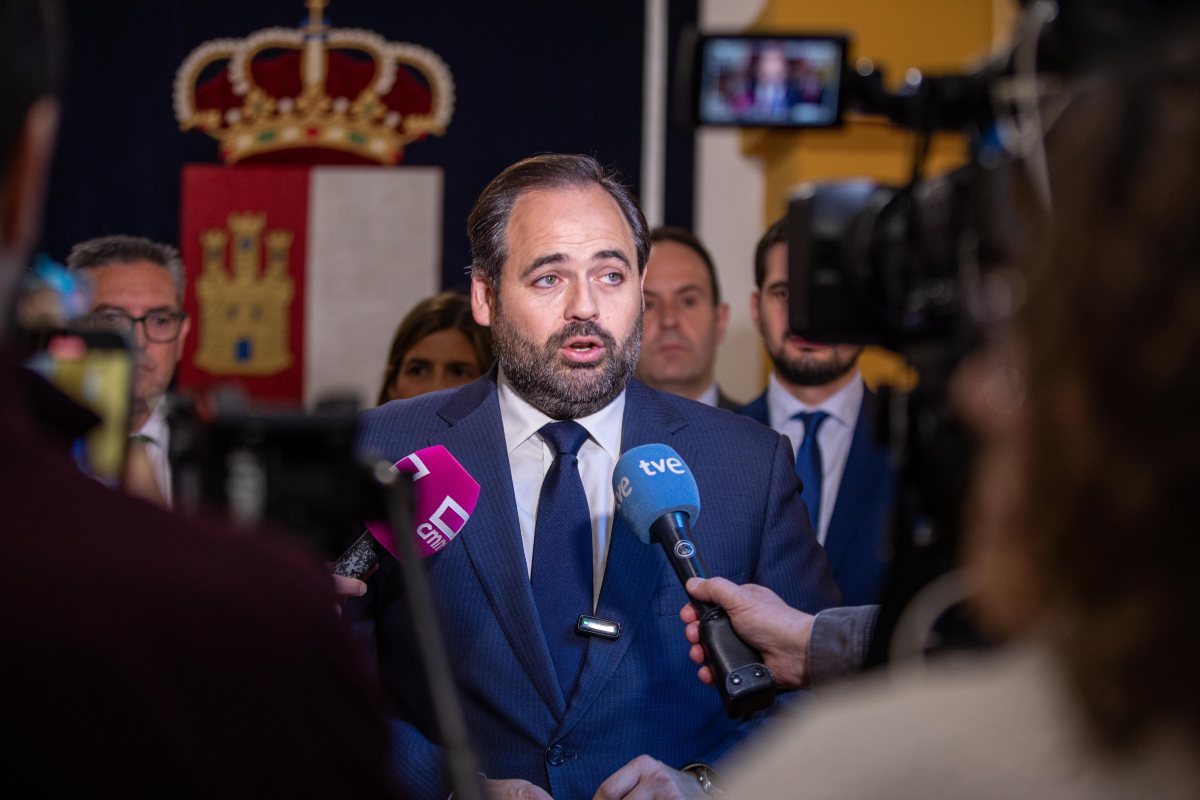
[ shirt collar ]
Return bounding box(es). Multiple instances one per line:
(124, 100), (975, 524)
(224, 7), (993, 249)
(767, 369), (864, 427)
(496, 366), (625, 459)
(135, 401), (170, 446)
(695, 382), (720, 408)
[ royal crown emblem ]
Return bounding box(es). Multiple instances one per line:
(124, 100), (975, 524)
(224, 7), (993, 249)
(173, 0), (454, 165)
(193, 212), (296, 375)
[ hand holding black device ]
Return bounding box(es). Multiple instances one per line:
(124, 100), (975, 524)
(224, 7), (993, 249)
(20, 326), (135, 485)
(613, 444), (776, 718)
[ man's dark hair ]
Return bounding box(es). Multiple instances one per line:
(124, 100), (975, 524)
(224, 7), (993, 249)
(1011, 27), (1200, 751)
(649, 226), (722, 304)
(467, 154), (649, 287)
(0, 0), (64, 190)
(753, 216), (788, 290)
(67, 234), (186, 304)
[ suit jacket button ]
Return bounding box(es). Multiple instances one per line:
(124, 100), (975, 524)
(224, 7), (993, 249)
(546, 744), (565, 766)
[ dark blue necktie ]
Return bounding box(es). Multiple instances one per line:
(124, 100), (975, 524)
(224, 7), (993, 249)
(530, 420), (593, 696)
(793, 411), (829, 534)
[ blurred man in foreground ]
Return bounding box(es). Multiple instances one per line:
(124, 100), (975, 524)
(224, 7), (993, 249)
(0, 2), (394, 792)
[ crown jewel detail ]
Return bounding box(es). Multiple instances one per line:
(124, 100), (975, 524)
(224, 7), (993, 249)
(174, 0), (454, 165)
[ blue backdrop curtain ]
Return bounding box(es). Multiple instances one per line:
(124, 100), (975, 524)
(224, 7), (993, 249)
(39, 0), (698, 290)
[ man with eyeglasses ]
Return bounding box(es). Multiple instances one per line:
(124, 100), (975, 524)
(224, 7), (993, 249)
(68, 235), (190, 505)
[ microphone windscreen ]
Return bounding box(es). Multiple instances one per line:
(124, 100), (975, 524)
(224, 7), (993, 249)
(612, 443), (700, 544)
(366, 445), (480, 559)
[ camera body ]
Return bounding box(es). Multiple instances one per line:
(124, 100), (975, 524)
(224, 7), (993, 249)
(686, 0), (1197, 660)
(169, 390), (386, 559)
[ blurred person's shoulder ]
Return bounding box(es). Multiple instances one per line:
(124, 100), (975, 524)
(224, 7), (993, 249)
(722, 643), (1200, 800)
(0, 427), (393, 792)
(5, 431), (350, 646)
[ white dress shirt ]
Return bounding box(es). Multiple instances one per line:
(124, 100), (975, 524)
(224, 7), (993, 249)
(133, 401), (172, 507)
(766, 371), (864, 545)
(695, 382), (719, 408)
(497, 368), (625, 610)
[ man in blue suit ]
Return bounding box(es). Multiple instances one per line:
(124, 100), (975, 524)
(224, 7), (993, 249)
(355, 155), (839, 799)
(738, 217), (896, 606)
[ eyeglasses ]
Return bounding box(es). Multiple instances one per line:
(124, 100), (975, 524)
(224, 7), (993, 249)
(82, 309), (187, 343)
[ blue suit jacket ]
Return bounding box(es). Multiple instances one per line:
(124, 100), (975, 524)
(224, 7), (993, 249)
(738, 388), (894, 606)
(355, 372), (839, 799)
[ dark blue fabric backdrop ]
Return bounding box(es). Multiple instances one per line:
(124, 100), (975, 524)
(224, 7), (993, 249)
(39, 1), (696, 291)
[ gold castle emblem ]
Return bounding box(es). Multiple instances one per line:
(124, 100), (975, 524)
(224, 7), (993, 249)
(194, 213), (295, 375)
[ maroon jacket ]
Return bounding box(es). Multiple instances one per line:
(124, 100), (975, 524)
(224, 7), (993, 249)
(0, 347), (396, 795)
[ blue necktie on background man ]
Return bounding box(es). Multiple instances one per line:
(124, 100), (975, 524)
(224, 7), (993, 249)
(793, 410), (829, 533)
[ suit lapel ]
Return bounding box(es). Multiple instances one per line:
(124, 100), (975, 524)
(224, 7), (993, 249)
(558, 381), (682, 735)
(737, 391), (768, 425)
(436, 373), (566, 715)
(824, 394), (891, 573)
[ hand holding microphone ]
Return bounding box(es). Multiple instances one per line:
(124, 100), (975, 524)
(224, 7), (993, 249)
(330, 444), (486, 800)
(332, 444), (481, 579)
(681, 577), (815, 691)
(613, 444), (777, 718)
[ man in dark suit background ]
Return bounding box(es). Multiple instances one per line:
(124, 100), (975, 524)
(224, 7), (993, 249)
(738, 217), (895, 606)
(636, 226), (739, 410)
(355, 154), (839, 799)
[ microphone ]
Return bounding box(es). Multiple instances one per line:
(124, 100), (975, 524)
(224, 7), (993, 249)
(332, 445), (480, 578)
(613, 444), (776, 718)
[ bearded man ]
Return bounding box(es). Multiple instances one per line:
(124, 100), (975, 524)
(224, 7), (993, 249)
(738, 217), (896, 606)
(354, 155), (838, 800)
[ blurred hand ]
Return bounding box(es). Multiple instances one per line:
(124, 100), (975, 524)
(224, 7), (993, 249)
(681, 576), (814, 690)
(330, 573), (367, 616)
(485, 778), (553, 799)
(122, 437), (168, 508)
(594, 755), (706, 800)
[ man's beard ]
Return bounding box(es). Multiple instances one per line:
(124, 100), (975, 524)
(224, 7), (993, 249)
(770, 344), (863, 387)
(491, 302), (643, 420)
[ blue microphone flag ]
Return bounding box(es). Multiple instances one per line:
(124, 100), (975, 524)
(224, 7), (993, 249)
(612, 444), (700, 544)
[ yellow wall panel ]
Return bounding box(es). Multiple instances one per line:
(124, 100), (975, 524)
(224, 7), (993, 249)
(739, 1), (1013, 387)
(744, 0), (1009, 221)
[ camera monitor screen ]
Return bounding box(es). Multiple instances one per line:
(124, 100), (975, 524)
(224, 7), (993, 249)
(693, 34), (847, 128)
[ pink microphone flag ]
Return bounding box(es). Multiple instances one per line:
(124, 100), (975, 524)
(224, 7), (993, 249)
(365, 445), (480, 560)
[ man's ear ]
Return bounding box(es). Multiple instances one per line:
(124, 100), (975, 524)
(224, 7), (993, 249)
(715, 301), (730, 344)
(174, 315), (193, 364)
(470, 275), (494, 327)
(749, 290), (761, 331)
(0, 98), (59, 255)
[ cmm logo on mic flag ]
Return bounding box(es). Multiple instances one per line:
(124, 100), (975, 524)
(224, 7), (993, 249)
(366, 445), (480, 560)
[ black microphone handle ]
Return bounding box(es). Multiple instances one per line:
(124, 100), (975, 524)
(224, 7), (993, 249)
(649, 513), (777, 718)
(649, 512), (712, 607)
(331, 530), (382, 579)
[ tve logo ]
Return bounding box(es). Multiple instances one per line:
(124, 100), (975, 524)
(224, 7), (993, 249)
(615, 454), (689, 500)
(637, 456), (687, 476)
(612, 444), (701, 543)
